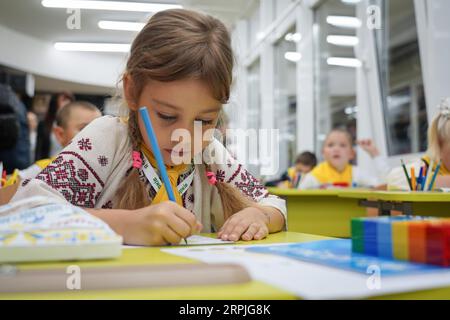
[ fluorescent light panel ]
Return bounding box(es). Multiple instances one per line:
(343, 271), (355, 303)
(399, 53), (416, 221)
(42, 0), (182, 12)
(284, 33), (302, 43)
(98, 20), (145, 31)
(284, 52), (302, 62)
(326, 16), (362, 29)
(327, 57), (362, 68)
(54, 42), (131, 52)
(327, 35), (359, 47)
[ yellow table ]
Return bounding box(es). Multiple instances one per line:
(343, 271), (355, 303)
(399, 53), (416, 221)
(269, 188), (367, 238)
(0, 232), (325, 300)
(338, 191), (450, 217)
(1, 232), (450, 300)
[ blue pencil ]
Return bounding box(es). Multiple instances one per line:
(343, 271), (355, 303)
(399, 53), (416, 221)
(421, 166), (427, 191)
(417, 167), (423, 191)
(139, 107), (187, 244)
(428, 161), (442, 191)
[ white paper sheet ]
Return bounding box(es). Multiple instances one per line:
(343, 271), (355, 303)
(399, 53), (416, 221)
(122, 235), (233, 249)
(162, 244), (450, 300)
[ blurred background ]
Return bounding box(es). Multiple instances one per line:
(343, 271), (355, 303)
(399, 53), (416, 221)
(0, 0), (448, 181)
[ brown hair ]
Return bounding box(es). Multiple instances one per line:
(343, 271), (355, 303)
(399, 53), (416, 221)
(427, 98), (450, 163)
(55, 101), (99, 128)
(115, 9), (255, 219)
(324, 128), (354, 147)
(295, 152), (317, 168)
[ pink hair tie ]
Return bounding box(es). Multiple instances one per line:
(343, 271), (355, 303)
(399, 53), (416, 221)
(206, 171), (217, 186)
(132, 151), (142, 169)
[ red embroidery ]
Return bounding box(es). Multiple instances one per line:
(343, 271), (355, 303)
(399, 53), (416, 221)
(77, 169), (89, 181)
(77, 138), (92, 151)
(234, 169), (268, 201)
(98, 155), (109, 167)
(35, 151), (104, 208)
(227, 164), (242, 183)
(216, 170), (226, 182)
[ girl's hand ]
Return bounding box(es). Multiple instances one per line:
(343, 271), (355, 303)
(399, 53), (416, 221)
(358, 139), (380, 158)
(218, 207), (269, 242)
(123, 201), (202, 246)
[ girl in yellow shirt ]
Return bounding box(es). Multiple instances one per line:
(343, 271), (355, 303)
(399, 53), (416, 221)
(300, 129), (388, 189)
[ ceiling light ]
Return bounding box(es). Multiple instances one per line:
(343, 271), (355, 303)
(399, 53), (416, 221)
(326, 16), (362, 29)
(327, 57), (362, 68)
(54, 42), (131, 52)
(327, 35), (359, 47)
(284, 33), (302, 43)
(284, 52), (302, 62)
(341, 0), (361, 4)
(42, 0), (182, 12)
(98, 20), (145, 31)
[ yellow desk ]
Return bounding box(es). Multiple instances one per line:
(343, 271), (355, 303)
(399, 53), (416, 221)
(338, 191), (450, 217)
(0, 232), (325, 300)
(269, 188), (367, 238)
(1, 232), (450, 300)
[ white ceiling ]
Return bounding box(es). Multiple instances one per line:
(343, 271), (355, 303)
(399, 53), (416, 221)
(0, 0), (253, 94)
(0, 0), (251, 43)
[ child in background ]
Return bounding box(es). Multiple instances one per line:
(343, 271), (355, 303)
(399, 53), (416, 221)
(19, 101), (101, 181)
(13, 9), (286, 246)
(299, 128), (387, 189)
(265, 152), (317, 188)
(35, 91), (75, 160)
(387, 98), (450, 190)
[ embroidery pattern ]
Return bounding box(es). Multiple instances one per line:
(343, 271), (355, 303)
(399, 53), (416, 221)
(98, 155), (109, 167)
(35, 151), (104, 208)
(77, 138), (92, 151)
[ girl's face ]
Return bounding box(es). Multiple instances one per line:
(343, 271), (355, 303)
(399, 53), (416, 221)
(126, 77), (222, 166)
(322, 131), (355, 172)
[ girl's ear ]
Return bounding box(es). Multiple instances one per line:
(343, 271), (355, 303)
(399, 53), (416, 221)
(123, 73), (138, 111)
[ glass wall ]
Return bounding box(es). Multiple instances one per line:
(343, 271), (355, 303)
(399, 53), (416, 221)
(313, 0), (358, 153)
(248, 1), (261, 47)
(375, 0), (427, 156)
(273, 0), (297, 20)
(246, 60), (261, 175)
(274, 26), (298, 173)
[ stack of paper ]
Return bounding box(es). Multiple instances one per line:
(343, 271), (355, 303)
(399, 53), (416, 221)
(0, 197), (122, 263)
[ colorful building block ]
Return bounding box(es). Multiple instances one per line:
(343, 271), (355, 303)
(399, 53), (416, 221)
(426, 221), (450, 267)
(363, 219), (378, 256)
(376, 216), (410, 259)
(408, 221), (428, 264)
(392, 221), (410, 261)
(351, 218), (364, 253)
(351, 216), (450, 267)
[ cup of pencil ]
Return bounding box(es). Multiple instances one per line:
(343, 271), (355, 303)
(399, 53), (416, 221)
(401, 159), (441, 191)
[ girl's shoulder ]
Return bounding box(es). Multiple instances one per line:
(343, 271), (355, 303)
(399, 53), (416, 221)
(86, 115), (128, 134)
(79, 116), (129, 144)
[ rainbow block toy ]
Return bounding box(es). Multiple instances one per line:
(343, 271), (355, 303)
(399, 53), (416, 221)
(351, 216), (450, 266)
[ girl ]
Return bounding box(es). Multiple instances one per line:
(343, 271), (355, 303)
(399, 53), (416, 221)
(299, 128), (388, 189)
(387, 98), (450, 190)
(12, 9), (286, 246)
